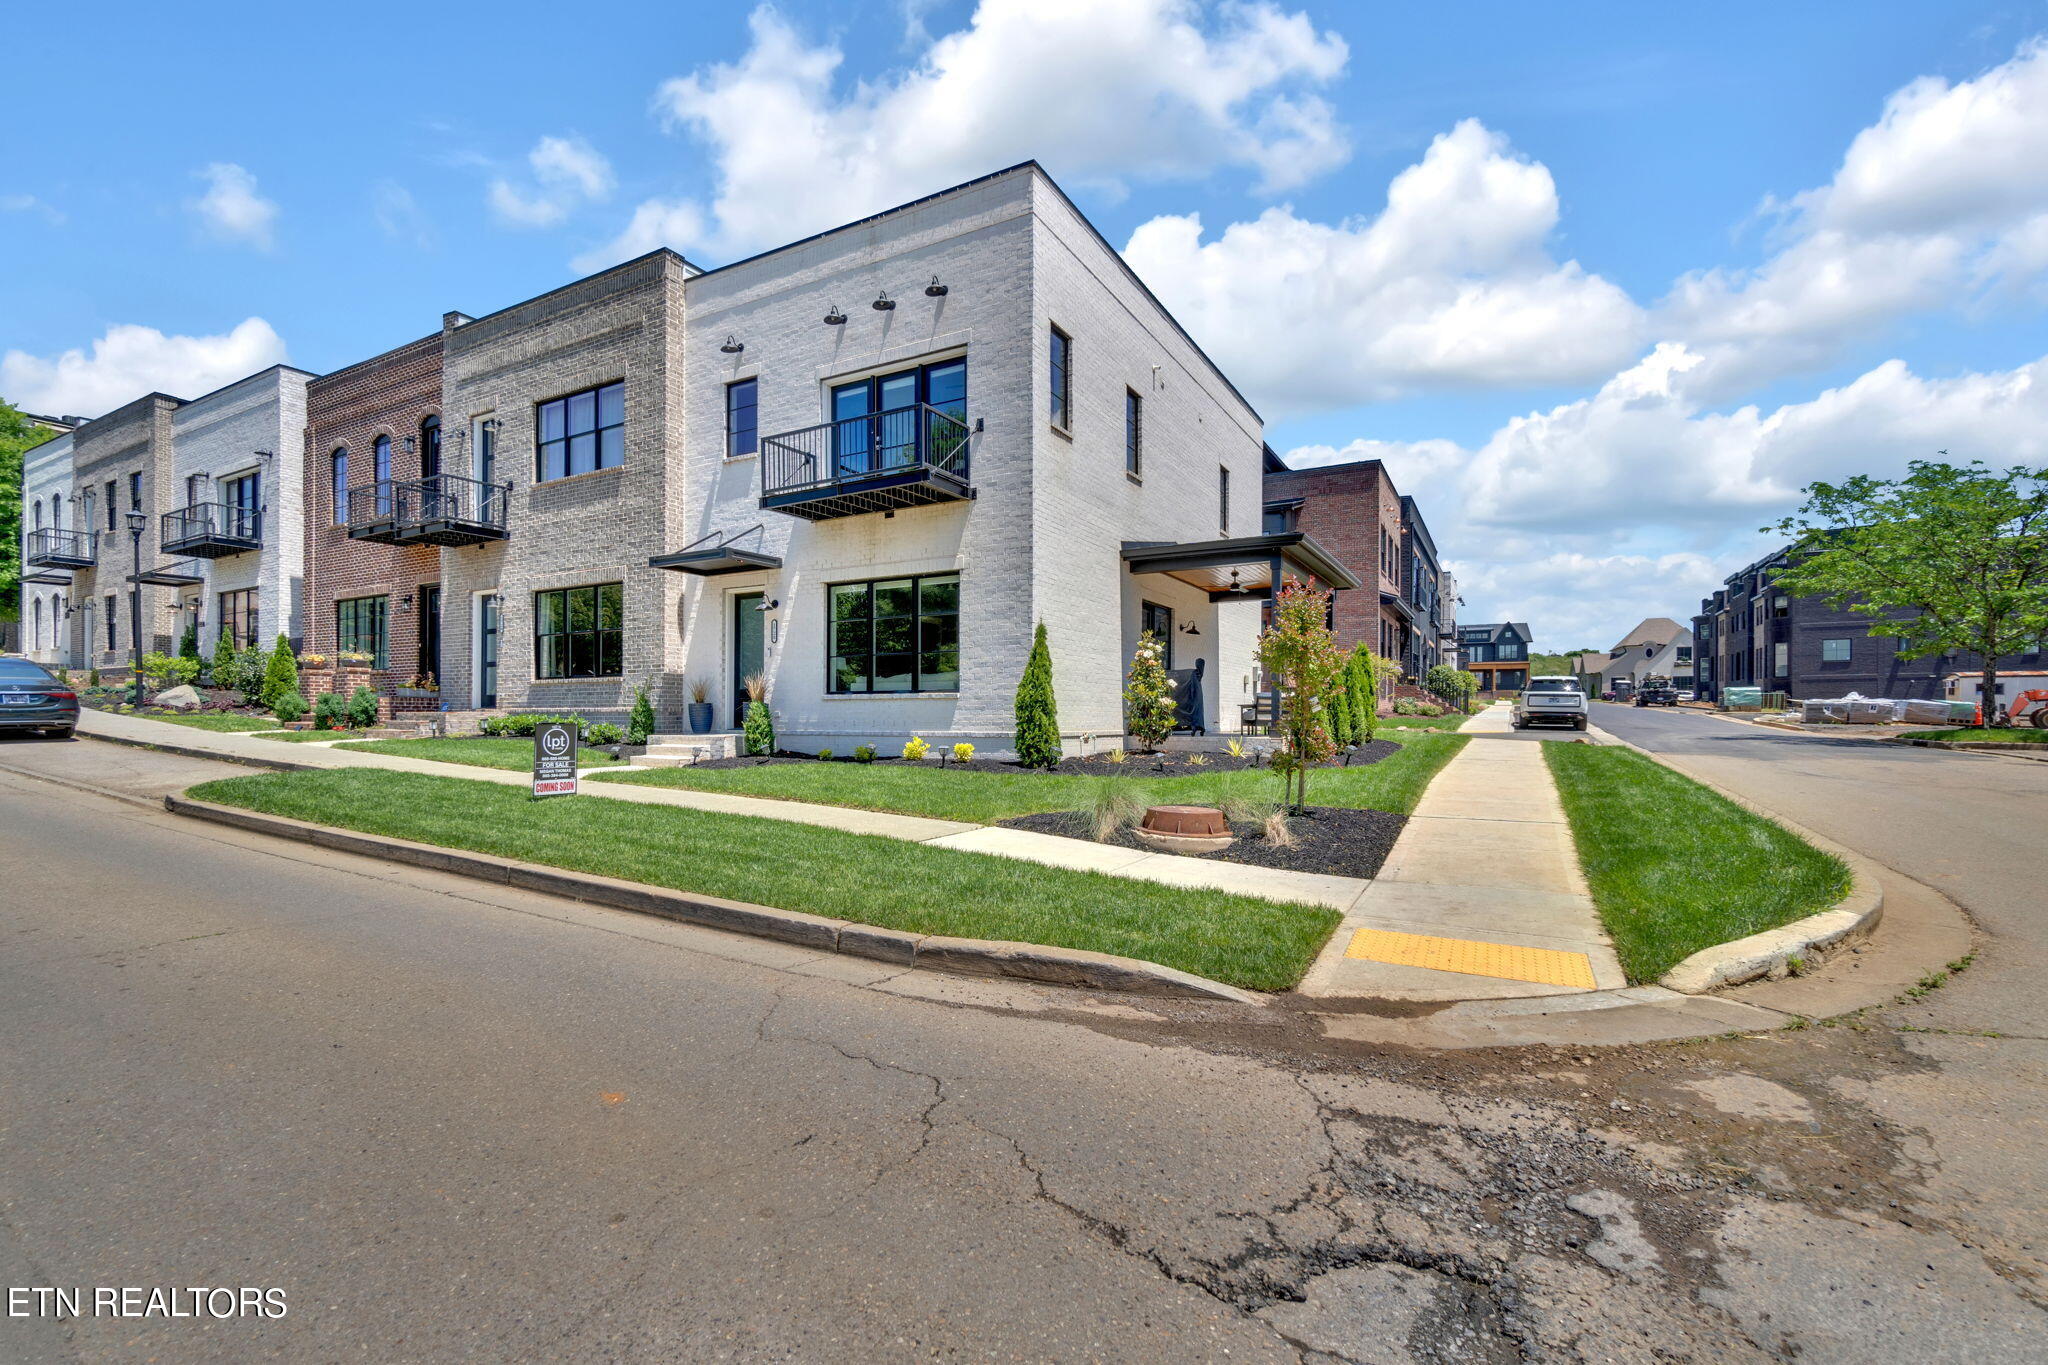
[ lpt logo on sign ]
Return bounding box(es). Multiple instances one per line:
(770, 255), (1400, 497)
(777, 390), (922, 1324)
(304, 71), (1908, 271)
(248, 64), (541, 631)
(533, 721), (579, 798)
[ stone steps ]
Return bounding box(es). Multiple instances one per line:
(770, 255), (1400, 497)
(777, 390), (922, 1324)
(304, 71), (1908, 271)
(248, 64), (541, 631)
(627, 732), (743, 767)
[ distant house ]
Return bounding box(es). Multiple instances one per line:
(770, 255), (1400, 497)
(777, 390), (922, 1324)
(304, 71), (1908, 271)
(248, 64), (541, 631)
(1590, 618), (1695, 694)
(1456, 621), (1532, 692)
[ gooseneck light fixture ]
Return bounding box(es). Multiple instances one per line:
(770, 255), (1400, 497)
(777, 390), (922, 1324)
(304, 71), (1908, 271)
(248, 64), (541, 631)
(719, 335), (745, 354)
(871, 291), (895, 311)
(924, 276), (948, 297)
(823, 306), (846, 326)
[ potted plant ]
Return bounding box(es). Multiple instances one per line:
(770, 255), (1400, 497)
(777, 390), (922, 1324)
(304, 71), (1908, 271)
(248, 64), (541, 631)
(686, 675), (714, 734)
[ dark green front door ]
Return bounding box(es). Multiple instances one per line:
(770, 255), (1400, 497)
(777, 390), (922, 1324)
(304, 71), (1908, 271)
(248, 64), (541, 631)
(732, 592), (764, 728)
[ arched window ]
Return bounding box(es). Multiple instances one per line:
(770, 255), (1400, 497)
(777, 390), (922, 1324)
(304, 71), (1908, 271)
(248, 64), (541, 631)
(330, 448), (348, 525)
(32, 500), (43, 531)
(374, 434), (391, 484)
(32, 598), (42, 650)
(50, 495), (61, 531)
(420, 415), (441, 479)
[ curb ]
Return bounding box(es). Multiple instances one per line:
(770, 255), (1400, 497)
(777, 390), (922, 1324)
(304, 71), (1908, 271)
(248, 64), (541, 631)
(1587, 726), (1885, 993)
(79, 727), (318, 773)
(1891, 736), (2048, 752)
(162, 793), (1259, 1004)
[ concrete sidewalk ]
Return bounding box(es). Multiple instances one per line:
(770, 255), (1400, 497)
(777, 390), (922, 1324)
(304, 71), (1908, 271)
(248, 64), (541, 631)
(1300, 704), (1626, 1001)
(75, 709), (1371, 912)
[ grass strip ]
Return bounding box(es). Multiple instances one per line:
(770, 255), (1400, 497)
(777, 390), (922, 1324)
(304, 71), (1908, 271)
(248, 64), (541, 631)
(186, 769), (1341, 991)
(1542, 743), (1850, 982)
(1897, 727), (2048, 744)
(332, 737), (614, 769)
(93, 710), (282, 732)
(588, 732), (1468, 824)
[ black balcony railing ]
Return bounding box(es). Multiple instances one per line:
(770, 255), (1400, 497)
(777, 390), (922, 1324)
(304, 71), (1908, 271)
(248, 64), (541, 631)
(760, 403), (972, 521)
(161, 501), (262, 558)
(25, 527), (98, 568)
(347, 475), (510, 546)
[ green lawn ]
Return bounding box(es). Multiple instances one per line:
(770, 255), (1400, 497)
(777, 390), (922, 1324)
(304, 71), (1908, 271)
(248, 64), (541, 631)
(1543, 744), (1850, 982)
(589, 731), (1468, 823)
(187, 769), (1340, 991)
(331, 736), (615, 769)
(1898, 727), (2048, 744)
(94, 709), (281, 733)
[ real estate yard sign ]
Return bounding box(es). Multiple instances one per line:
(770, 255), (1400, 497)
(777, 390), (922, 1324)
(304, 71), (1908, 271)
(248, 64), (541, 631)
(532, 722), (578, 798)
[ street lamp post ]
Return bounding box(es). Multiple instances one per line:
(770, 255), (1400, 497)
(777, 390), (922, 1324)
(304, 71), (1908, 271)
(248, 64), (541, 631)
(126, 510), (147, 706)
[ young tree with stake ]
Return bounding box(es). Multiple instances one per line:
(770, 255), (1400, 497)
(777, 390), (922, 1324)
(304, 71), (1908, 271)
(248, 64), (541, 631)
(1255, 577), (1345, 814)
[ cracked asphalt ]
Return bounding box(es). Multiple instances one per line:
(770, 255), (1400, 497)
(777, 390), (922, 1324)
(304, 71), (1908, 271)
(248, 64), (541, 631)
(0, 730), (2043, 1363)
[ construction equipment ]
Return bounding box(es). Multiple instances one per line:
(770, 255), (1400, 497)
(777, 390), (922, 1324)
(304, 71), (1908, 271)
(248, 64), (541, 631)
(1998, 688), (2048, 728)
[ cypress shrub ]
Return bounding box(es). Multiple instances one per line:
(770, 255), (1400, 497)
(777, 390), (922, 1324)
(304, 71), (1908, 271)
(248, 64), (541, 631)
(210, 629), (237, 689)
(260, 634), (299, 709)
(627, 682), (656, 745)
(1350, 645), (1380, 743)
(178, 624), (200, 662)
(743, 700), (775, 755)
(1013, 621), (1062, 768)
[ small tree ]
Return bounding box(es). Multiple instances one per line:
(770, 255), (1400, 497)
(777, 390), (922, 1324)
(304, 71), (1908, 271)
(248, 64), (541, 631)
(741, 673), (774, 755)
(210, 628), (237, 689)
(1425, 662), (1475, 714)
(1768, 458), (2048, 724)
(1123, 630), (1178, 751)
(1255, 578), (1345, 813)
(627, 682), (657, 745)
(260, 634), (299, 710)
(1014, 621), (1062, 768)
(178, 624), (200, 662)
(1349, 645), (1381, 741)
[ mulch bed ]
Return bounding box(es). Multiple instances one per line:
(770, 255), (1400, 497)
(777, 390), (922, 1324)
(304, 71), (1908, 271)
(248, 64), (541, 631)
(688, 737), (1403, 777)
(999, 806), (1406, 879)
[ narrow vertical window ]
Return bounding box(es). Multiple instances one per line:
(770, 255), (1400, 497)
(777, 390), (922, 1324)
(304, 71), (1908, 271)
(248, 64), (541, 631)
(374, 435), (392, 484)
(331, 449), (348, 524)
(105, 595), (116, 649)
(128, 471), (142, 510)
(726, 378), (758, 459)
(1218, 465), (1230, 534)
(420, 415), (441, 478)
(1124, 388), (1142, 478)
(1049, 325), (1071, 429)
(104, 481), (116, 529)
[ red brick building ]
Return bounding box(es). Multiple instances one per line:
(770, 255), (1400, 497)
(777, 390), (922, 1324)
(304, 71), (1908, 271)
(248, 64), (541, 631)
(302, 333), (444, 693)
(1261, 452), (1451, 677)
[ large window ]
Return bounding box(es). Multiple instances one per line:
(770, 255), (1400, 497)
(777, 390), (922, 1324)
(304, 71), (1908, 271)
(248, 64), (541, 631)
(1049, 325), (1071, 429)
(534, 582), (623, 679)
(1821, 638), (1852, 662)
(218, 589), (259, 648)
(726, 378), (758, 459)
(336, 595), (389, 669)
(537, 381), (624, 481)
(828, 573), (959, 694)
(1124, 388), (1142, 477)
(330, 448), (348, 524)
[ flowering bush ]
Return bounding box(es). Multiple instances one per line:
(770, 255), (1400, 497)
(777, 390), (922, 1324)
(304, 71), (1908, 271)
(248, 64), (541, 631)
(952, 742), (975, 763)
(902, 736), (931, 760)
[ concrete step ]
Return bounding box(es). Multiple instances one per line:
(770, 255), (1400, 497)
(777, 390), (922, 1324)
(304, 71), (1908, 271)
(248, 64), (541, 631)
(644, 733), (743, 759)
(627, 754), (696, 768)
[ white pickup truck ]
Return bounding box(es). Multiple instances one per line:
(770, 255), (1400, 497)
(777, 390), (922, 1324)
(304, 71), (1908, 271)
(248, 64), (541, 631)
(1512, 675), (1590, 732)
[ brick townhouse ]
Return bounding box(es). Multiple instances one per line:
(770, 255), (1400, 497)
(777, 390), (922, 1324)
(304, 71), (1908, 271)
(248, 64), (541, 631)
(1259, 455), (1452, 678)
(1693, 545), (2043, 704)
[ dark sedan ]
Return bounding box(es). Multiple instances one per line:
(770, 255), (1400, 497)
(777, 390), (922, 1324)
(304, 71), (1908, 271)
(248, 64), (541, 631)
(0, 657), (79, 738)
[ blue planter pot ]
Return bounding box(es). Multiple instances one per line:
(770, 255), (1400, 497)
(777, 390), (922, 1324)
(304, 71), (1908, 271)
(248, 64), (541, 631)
(687, 702), (714, 734)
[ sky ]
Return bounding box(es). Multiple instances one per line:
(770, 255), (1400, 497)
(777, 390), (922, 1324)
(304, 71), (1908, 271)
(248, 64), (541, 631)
(6, 0), (2048, 650)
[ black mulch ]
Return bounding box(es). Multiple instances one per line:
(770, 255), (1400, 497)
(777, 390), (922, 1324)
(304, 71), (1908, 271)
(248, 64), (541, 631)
(998, 805), (1406, 879)
(687, 737), (1403, 777)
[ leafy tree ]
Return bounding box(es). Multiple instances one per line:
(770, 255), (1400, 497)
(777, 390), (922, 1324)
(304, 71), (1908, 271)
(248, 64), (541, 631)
(1255, 578), (1345, 813)
(178, 624), (200, 661)
(1122, 630), (1178, 751)
(1768, 458), (2048, 724)
(260, 634), (299, 709)
(627, 681), (656, 745)
(210, 629), (238, 689)
(1013, 621), (1062, 768)
(0, 399), (62, 624)
(1426, 662), (1477, 714)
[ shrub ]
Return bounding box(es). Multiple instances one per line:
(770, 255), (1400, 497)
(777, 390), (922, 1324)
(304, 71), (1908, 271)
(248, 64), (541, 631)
(627, 682), (656, 745)
(1013, 621), (1062, 769)
(55, 667), (70, 685)
(312, 693), (347, 731)
(1122, 631), (1177, 751)
(481, 712), (587, 738)
(902, 736), (931, 761)
(744, 701), (775, 756)
(1225, 737), (1245, 759)
(141, 652), (202, 689)
(584, 722), (624, 745)
(178, 624), (200, 662)
(345, 685), (381, 729)
(1323, 688), (1352, 749)
(1185, 752), (1209, 766)
(88, 667), (101, 687)
(853, 743), (877, 763)
(1425, 662), (1478, 715)
(260, 635), (300, 710)
(816, 747), (833, 761)
(1104, 747), (1127, 764)
(209, 629), (237, 689)
(273, 692), (309, 724)
(951, 742), (975, 763)
(1347, 646), (1381, 744)
(1393, 698), (1443, 716)
(1084, 780), (1149, 842)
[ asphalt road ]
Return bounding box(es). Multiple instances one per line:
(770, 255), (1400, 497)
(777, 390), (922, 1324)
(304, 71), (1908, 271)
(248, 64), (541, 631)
(2, 733), (2044, 1363)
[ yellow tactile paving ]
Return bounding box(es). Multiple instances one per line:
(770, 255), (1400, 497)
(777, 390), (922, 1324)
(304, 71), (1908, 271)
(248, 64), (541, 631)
(1342, 928), (1597, 988)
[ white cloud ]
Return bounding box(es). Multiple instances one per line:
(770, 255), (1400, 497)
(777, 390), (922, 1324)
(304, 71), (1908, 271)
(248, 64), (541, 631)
(189, 163), (278, 249)
(1124, 120), (1645, 414)
(623, 0), (1348, 257)
(571, 199), (706, 274)
(373, 181), (434, 249)
(1, 318), (287, 419)
(488, 135), (614, 228)
(2, 193), (64, 226)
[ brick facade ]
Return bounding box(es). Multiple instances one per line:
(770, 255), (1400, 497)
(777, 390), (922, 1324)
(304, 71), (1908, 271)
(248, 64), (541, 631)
(303, 333), (444, 698)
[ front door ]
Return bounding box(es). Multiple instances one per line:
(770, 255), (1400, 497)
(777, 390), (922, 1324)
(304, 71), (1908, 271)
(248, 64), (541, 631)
(418, 585), (442, 683)
(478, 594), (499, 708)
(732, 592), (764, 727)
(1141, 600), (1173, 669)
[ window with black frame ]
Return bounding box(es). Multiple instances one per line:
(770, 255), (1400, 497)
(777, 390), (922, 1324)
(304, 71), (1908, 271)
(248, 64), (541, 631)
(330, 448), (347, 524)
(420, 415), (441, 478)
(726, 378), (757, 459)
(217, 589), (258, 648)
(1049, 326), (1071, 429)
(534, 582), (623, 679)
(336, 595), (388, 668)
(537, 381), (624, 482)
(828, 573), (959, 693)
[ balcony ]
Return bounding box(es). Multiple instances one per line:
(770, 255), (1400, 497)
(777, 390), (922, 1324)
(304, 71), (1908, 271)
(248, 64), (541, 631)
(348, 475), (510, 546)
(760, 403), (972, 522)
(161, 501), (262, 558)
(25, 527), (97, 569)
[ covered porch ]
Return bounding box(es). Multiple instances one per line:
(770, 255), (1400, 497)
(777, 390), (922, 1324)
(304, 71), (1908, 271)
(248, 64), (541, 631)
(1120, 532), (1359, 737)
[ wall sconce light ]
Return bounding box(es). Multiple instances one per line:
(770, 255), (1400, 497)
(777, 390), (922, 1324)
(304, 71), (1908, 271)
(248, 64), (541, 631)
(1179, 621), (1200, 636)
(871, 291), (895, 311)
(754, 598), (779, 612)
(720, 335), (745, 353)
(823, 306), (846, 325)
(402, 436), (416, 454)
(924, 276), (948, 297)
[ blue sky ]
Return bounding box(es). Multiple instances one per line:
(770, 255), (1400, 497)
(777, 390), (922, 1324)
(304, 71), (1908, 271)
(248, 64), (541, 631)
(7, 1), (2048, 647)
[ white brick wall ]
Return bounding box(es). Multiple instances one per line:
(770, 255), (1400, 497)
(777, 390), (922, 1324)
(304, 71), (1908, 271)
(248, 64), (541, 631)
(19, 432), (74, 666)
